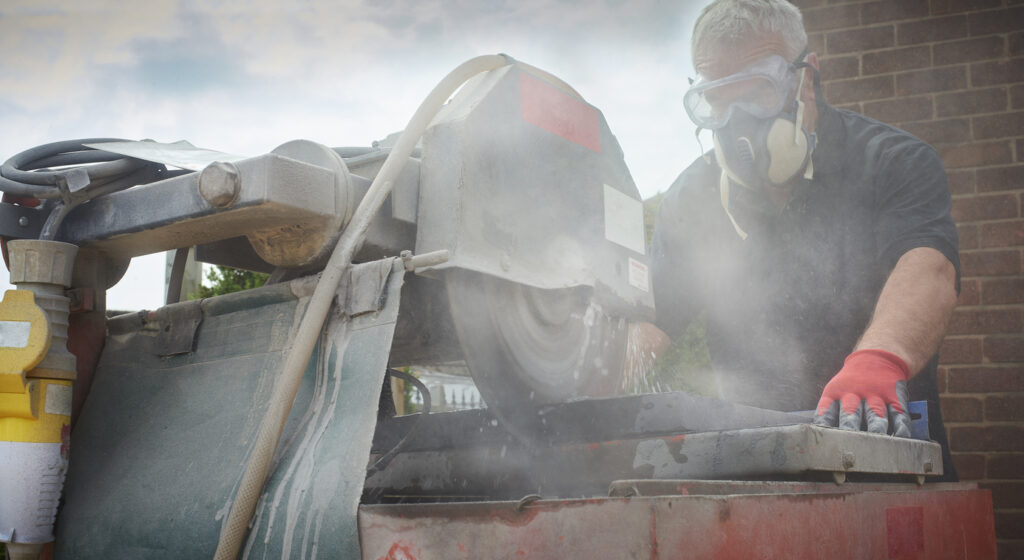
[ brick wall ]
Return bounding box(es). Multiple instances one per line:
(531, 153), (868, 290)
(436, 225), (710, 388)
(791, 0), (1024, 556)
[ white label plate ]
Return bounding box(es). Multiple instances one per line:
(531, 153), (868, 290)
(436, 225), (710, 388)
(603, 184), (646, 255)
(0, 320), (31, 348)
(45, 384), (72, 416)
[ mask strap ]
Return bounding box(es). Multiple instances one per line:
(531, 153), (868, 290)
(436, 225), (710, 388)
(792, 46), (823, 113)
(793, 57), (817, 181)
(719, 170), (748, 240)
(697, 127), (712, 164)
(793, 64), (808, 143)
(804, 152), (815, 180)
(794, 98), (816, 181)
(792, 47), (808, 66)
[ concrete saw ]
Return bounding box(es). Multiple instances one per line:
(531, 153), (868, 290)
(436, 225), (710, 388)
(446, 270), (629, 439)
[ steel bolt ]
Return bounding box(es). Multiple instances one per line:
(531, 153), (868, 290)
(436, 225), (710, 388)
(841, 451), (856, 470)
(199, 161), (241, 208)
(18, 216), (29, 227)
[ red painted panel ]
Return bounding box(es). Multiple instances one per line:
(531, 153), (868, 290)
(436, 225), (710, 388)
(520, 72), (601, 153)
(887, 506), (924, 558)
(359, 484), (997, 559)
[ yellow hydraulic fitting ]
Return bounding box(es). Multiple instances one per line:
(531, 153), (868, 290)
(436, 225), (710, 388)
(0, 286), (49, 386)
(0, 290), (50, 407)
(1, 240), (79, 559)
(0, 289), (71, 444)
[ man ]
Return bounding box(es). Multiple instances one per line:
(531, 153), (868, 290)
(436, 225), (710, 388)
(645, 0), (960, 478)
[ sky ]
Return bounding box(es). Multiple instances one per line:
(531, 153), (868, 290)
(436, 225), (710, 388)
(0, 0), (706, 310)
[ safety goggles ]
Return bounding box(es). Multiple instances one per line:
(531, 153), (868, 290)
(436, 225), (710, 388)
(684, 54), (802, 130)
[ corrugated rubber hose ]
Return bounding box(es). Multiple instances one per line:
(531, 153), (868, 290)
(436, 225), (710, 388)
(0, 139), (185, 239)
(0, 138), (151, 199)
(212, 53), (513, 560)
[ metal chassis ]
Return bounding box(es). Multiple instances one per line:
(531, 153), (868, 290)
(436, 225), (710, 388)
(358, 480), (996, 559)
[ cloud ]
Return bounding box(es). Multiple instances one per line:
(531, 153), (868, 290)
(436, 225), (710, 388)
(0, 0), (180, 110)
(0, 0), (708, 309)
(125, 18), (251, 96)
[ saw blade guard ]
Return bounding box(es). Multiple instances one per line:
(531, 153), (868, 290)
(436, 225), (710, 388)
(394, 62), (654, 435)
(414, 63), (654, 319)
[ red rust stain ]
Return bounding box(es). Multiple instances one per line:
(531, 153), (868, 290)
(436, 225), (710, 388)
(717, 503), (731, 523)
(68, 310), (108, 429)
(587, 443), (600, 450)
(668, 434), (686, 443)
(60, 424), (71, 460)
(457, 542), (466, 552)
(516, 549), (526, 556)
(379, 541), (419, 560)
(649, 508), (659, 560)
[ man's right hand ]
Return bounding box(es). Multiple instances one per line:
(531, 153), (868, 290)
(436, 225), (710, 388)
(812, 349), (912, 437)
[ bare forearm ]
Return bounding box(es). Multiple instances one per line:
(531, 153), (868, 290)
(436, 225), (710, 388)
(855, 247), (958, 375)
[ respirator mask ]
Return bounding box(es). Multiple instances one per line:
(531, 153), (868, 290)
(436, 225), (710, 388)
(684, 52), (817, 192)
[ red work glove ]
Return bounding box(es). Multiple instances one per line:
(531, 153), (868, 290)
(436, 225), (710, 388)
(813, 349), (911, 438)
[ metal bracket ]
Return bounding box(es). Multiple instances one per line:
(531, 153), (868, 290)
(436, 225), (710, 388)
(0, 202), (46, 240)
(344, 259), (396, 317)
(342, 251), (450, 317)
(68, 288), (96, 313)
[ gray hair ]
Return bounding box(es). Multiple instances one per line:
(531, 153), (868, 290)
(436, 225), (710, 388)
(692, 0), (808, 63)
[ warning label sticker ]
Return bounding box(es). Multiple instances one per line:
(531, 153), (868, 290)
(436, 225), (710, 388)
(628, 258), (650, 292)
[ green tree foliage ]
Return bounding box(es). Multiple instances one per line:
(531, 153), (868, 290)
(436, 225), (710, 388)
(643, 191), (664, 245)
(400, 368), (423, 415)
(192, 266), (268, 298)
(646, 312), (717, 396)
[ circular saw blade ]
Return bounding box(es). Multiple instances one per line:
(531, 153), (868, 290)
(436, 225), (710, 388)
(445, 270), (628, 441)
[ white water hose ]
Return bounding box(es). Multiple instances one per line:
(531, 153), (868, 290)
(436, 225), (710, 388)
(213, 54), (512, 560)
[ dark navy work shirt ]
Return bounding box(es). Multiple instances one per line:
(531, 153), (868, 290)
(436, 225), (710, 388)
(651, 104), (960, 414)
